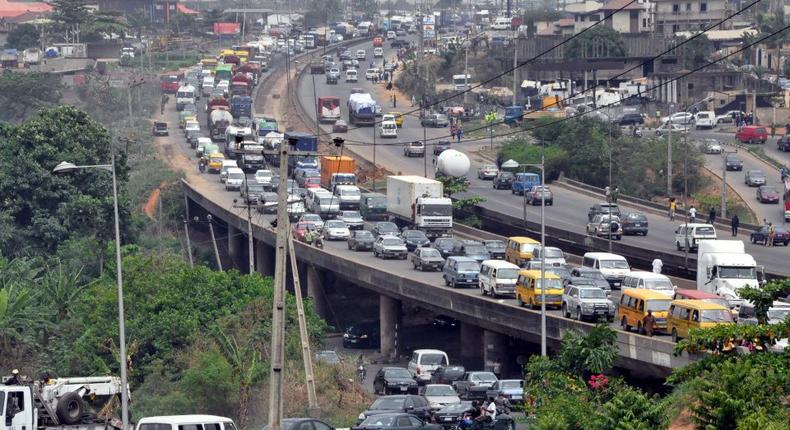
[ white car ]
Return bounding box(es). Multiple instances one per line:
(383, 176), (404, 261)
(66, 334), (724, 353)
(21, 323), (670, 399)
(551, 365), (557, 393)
(322, 219), (351, 240)
(215, 80), (229, 95)
(345, 69), (358, 82)
(694, 111), (716, 129)
(365, 68), (379, 80)
(655, 123), (689, 136)
(355, 49), (366, 60)
(386, 31), (396, 40)
(373, 235), (408, 259)
(225, 167), (245, 191)
(338, 210), (364, 229)
(298, 213), (324, 232)
(373, 47), (384, 58)
(661, 112), (695, 125)
(716, 110), (741, 124)
(702, 139), (722, 154)
(201, 78), (214, 96)
(379, 120), (398, 138)
(255, 169), (274, 187)
(422, 384), (460, 410)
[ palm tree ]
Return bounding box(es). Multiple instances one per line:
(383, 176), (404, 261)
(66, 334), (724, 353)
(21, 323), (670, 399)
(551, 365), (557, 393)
(754, 11), (787, 73)
(0, 285), (40, 354)
(212, 326), (267, 429)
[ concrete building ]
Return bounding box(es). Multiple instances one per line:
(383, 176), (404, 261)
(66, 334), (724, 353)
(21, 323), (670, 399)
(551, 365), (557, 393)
(566, 0), (653, 33)
(654, 0), (730, 36)
(98, 0), (198, 23)
(0, 0), (52, 33)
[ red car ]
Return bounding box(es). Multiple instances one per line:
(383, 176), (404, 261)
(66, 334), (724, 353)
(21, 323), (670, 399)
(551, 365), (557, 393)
(735, 125), (768, 144)
(303, 177), (322, 188)
(757, 186), (780, 203)
(291, 222), (316, 241)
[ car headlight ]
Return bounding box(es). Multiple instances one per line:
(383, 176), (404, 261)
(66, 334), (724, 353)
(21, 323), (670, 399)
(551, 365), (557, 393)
(582, 303), (594, 310)
(360, 334), (368, 339)
(359, 413), (366, 420)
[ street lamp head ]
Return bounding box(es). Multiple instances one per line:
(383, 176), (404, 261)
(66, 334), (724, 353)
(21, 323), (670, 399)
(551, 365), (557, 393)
(52, 161), (79, 175)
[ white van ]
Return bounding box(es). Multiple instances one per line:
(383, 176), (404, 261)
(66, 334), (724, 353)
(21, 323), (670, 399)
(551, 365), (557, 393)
(674, 223), (717, 251)
(491, 17), (511, 30)
(309, 189), (341, 218)
(694, 111), (716, 129)
(175, 84), (196, 110)
(621, 271), (675, 296)
(345, 69), (358, 83)
(531, 246), (567, 267)
(479, 260), (520, 297)
(219, 159), (239, 183)
(408, 349), (449, 384)
(582, 252), (630, 289)
(136, 415), (238, 430)
(225, 167), (245, 191)
(380, 121), (398, 138)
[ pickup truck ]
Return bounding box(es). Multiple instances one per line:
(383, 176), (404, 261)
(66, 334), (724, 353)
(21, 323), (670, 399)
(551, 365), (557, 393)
(452, 371), (498, 401)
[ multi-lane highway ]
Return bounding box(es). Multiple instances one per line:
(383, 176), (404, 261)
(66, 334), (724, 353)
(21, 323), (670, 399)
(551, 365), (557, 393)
(292, 37), (790, 276)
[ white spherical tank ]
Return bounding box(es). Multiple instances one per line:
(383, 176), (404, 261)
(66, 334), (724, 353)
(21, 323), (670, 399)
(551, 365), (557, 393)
(436, 149), (471, 177)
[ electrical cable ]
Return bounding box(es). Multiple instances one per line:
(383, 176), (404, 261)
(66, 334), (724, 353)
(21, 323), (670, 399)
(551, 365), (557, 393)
(335, 0), (763, 146)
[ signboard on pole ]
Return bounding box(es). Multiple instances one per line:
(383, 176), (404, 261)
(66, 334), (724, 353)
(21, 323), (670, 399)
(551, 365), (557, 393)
(213, 22), (241, 35)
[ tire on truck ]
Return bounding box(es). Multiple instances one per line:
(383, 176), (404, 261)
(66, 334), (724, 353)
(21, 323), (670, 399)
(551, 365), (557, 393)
(56, 391), (84, 425)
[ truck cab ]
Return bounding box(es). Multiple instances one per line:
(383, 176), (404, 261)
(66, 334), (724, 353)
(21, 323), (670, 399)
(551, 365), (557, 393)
(2, 384), (36, 430)
(696, 240), (761, 308)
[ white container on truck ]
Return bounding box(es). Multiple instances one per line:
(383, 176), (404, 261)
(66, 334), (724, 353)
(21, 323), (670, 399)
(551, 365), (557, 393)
(1, 375), (127, 430)
(175, 84), (196, 110)
(696, 239), (761, 308)
(386, 175), (453, 238)
(23, 48), (41, 66)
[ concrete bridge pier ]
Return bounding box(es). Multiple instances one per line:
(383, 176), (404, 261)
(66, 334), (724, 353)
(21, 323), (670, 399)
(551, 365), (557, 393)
(306, 264), (330, 320)
(227, 225), (243, 270)
(380, 295), (402, 362)
(484, 330), (509, 378)
(255, 241), (275, 276)
(459, 322), (484, 369)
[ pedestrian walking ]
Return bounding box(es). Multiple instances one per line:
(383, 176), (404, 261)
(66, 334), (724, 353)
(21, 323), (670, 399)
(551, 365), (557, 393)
(669, 198), (676, 221)
(689, 206), (697, 223)
(652, 258), (663, 274)
(767, 223), (776, 247)
(411, 95), (416, 107)
(708, 207), (716, 225)
(643, 311), (656, 337)
(731, 214), (740, 236)
(393, 94), (397, 108)
(456, 126), (463, 143)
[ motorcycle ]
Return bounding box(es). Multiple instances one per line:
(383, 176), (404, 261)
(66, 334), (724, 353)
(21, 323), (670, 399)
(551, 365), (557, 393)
(357, 364), (367, 382)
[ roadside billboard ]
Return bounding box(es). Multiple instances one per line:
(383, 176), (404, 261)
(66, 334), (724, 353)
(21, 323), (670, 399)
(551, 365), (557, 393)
(213, 22), (241, 35)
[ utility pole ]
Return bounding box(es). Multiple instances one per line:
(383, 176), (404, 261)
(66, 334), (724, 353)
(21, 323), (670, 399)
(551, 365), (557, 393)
(511, 35), (518, 106)
(667, 103), (673, 197)
(233, 181), (256, 274)
(182, 218), (194, 267)
(207, 215), (222, 271)
(287, 237), (320, 416)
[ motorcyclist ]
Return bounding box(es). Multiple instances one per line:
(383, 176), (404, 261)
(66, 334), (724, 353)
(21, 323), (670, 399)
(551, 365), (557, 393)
(494, 393), (512, 416)
(198, 156), (207, 173)
(781, 166), (789, 181)
(303, 226), (316, 244)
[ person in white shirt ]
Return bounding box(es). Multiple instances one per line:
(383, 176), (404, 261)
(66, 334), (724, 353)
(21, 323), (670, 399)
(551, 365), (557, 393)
(689, 206), (697, 223)
(652, 258), (663, 274)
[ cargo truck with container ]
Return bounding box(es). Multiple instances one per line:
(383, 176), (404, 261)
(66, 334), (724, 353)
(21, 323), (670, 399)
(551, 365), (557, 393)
(696, 240), (761, 309)
(348, 93), (376, 126)
(284, 131), (318, 174)
(256, 115), (279, 135)
(238, 140), (266, 172)
(0, 375), (127, 430)
(318, 96), (341, 123)
(320, 155), (357, 190)
(386, 176), (453, 238)
(22, 48), (41, 66)
(230, 95), (252, 119)
(224, 124), (256, 157)
(208, 108), (233, 141)
(1, 49), (18, 68)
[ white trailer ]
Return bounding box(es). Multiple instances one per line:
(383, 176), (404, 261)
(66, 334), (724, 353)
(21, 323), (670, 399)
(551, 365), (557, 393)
(386, 175), (453, 238)
(696, 239), (761, 308)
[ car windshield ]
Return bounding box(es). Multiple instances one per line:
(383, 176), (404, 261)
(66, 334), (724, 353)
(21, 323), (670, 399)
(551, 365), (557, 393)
(369, 397), (405, 410)
(536, 278), (563, 290)
(425, 385), (456, 396)
(748, 171), (764, 178)
(404, 231), (427, 239)
(420, 353), (447, 365)
(471, 372), (497, 382)
(319, 197), (338, 206)
(303, 215), (321, 222)
(382, 238), (403, 246)
(496, 268), (519, 279)
(485, 241), (505, 250)
(646, 299), (671, 312)
(499, 380), (521, 389)
(544, 248), (563, 258)
(458, 262), (480, 272)
(325, 221), (345, 228)
(421, 249), (442, 258)
(355, 231), (374, 239)
(385, 368), (412, 378)
(247, 184), (265, 192)
(340, 188), (361, 196)
(378, 223), (397, 231)
(422, 204), (452, 216)
(228, 172), (244, 180)
(644, 279), (673, 290)
(718, 266), (756, 279)
(579, 288), (607, 299)
(360, 416), (396, 427)
(343, 211), (361, 218)
(519, 243), (536, 252)
(700, 309), (734, 323)
(464, 246), (488, 254)
(761, 187), (778, 194)
(599, 259), (629, 269)
(256, 171), (272, 178)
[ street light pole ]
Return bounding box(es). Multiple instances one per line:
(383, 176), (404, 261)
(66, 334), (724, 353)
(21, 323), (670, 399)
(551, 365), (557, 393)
(721, 149), (738, 219)
(52, 155), (129, 430)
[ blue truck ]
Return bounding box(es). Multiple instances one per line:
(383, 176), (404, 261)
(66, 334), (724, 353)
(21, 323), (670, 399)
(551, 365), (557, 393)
(512, 172), (541, 195)
(230, 95), (252, 119)
(284, 131), (318, 174)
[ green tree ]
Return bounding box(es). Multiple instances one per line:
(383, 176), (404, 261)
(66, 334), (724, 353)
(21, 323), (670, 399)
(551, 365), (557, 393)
(5, 24), (40, 50)
(738, 279), (790, 324)
(498, 138), (568, 181)
(564, 26), (625, 59)
(0, 284), (39, 353)
(558, 323), (618, 376)
(596, 387), (666, 429)
(0, 106), (130, 257)
(0, 73), (63, 122)
(672, 33), (713, 70)
(435, 175), (485, 226)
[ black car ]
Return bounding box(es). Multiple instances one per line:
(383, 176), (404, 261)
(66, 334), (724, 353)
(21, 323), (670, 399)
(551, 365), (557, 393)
(620, 212), (648, 236)
(430, 365), (465, 385)
(725, 154), (743, 171)
(431, 315), (459, 329)
(492, 172), (514, 189)
(433, 402), (474, 429)
(343, 322), (380, 348)
(358, 396), (433, 423)
(264, 418), (336, 430)
(750, 225), (790, 246)
(614, 113), (644, 126)
(433, 141), (451, 155)
(354, 413), (441, 430)
(373, 367), (419, 395)
(390, 39), (408, 48)
(570, 267), (611, 293)
(778, 135), (790, 152)
(587, 202), (621, 222)
(373, 221), (401, 237)
(456, 241), (490, 263)
(433, 238), (459, 258)
(152, 121), (169, 136)
(402, 229), (431, 251)
(482, 240), (506, 259)
(348, 230), (375, 251)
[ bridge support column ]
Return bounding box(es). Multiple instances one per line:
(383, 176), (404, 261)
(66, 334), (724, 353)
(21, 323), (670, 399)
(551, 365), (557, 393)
(256, 241), (274, 276)
(460, 322), (484, 369)
(227, 225), (243, 270)
(379, 295), (401, 362)
(484, 330), (508, 378)
(306, 265), (330, 320)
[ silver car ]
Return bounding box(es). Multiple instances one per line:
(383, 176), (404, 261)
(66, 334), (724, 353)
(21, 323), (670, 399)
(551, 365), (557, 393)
(410, 247), (445, 271)
(338, 210), (364, 230)
(562, 285), (615, 321)
(744, 169), (766, 187)
(373, 235), (408, 259)
(586, 214), (622, 240)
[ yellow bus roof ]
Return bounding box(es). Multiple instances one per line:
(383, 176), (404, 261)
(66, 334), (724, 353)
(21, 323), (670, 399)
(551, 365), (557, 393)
(670, 299), (729, 310)
(622, 289), (674, 300)
(508, 236), (539, 244)
(519, 269), (561, 279)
